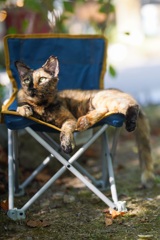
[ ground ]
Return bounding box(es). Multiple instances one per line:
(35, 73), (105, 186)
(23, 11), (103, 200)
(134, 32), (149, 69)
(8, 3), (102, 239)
(0, 105), (160, 240)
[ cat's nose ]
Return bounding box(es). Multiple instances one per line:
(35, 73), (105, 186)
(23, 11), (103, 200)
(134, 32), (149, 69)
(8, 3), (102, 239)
(30, 88), (36, 93)
(30, 88), (37, 96)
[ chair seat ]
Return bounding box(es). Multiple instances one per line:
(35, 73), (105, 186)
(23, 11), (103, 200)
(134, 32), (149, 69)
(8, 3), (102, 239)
(4, 112), (125, 131)
(3, 97), (125, 131)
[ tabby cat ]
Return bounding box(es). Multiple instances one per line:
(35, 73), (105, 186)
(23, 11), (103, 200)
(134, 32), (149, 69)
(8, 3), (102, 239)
(15, 55), (155, 187)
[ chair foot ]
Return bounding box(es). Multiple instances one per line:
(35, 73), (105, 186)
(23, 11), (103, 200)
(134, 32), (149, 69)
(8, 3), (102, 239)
(115, 201), (127, 212)
(7, 209), (26, 221)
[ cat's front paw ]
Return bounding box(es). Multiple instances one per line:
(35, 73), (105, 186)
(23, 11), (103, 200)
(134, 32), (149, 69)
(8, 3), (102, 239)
(60, 131), (75, 154)
(77, 116), (91, 131)
(17, 105), (33, 117)
(125, 105), (139, 132)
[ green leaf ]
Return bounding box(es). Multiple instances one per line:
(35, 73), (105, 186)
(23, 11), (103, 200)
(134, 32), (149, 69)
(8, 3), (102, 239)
(109, 65), (117, 77)
(41, 0), (53, 11)
(124, 32), (130, 35)
(24, 0), (42, 12)
(22, 19), (29, 32)
(99, 2), (115, 14)
(109, 3), (115, 13)
(7, 26), (17, 34)
(63, 1), (74, 13)
(98, 0), (104, 4)
(99, 4), (106, 13)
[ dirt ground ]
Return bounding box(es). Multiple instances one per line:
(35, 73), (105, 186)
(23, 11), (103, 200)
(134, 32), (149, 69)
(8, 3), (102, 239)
(0, 105), (160, 240)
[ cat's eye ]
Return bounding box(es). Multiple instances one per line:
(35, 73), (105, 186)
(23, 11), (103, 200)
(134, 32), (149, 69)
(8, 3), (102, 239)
(39, 77), (48, 84)
(23, 78), (30, 85)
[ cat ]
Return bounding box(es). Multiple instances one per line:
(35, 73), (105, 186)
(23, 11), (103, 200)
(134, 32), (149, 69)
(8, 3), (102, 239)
(15, 55), (155, 187)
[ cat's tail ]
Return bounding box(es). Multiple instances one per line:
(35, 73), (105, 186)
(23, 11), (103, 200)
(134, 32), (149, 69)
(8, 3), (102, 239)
(135, 108), (155, 187)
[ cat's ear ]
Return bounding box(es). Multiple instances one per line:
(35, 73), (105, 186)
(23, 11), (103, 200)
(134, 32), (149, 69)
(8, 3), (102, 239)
(15, 61), (31, 78)
(42, 56), (59, 77)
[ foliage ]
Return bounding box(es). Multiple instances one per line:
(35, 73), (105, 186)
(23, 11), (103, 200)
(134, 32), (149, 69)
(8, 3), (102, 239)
(109, 64), (117, 77)
(1, 0), (116, 36)
(1, 0), (117, 76)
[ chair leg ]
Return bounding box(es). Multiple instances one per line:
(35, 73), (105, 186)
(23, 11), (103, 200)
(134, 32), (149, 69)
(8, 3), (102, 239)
(104, 130), (127, 212)
(7, 129), (26, 220)
(110, 127), (121, 163)
(104, 131), (119, 204)
(7, 129), (52, 221)
(100, 131), (109, 190)
(100, 128), (121, 190)
(12, 130), (25, 196)
(8, 129), (14, 210)
(20, 154), (52, 190)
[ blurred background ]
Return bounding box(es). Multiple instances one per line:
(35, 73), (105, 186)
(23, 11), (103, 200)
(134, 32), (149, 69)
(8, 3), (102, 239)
(0, 0), (160, 106)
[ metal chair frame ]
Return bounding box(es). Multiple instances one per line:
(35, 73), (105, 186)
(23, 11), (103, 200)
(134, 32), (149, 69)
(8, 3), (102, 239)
(7, 125), (127, 221)
(2, 34), (127, 221)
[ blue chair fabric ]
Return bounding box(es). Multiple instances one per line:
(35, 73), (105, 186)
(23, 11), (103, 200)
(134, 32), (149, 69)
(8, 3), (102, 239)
(2, 34), (125, 131)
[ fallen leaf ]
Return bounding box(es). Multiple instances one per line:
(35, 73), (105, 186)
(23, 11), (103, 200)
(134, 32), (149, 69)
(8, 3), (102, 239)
(116, 164), (125, 172)
(105, 216), (113, 226)
(0, 199), (8, 212)
(110, 209), (126, 219)
(35, 172), (51, 182)
(140, 217), (149, 223)
(103, 207), (126, 226)
(138, 234), (154, 239)
(103, 208), (110, 214)
(26, 219), (50, 228)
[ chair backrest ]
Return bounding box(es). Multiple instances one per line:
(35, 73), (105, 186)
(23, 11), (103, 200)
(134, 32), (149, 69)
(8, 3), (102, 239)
(1, 34), (108, 130)
(4, 34), (107, 92)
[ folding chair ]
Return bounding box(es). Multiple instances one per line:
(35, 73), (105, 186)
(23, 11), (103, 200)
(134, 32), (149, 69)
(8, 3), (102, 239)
(1, 34), (127, 221)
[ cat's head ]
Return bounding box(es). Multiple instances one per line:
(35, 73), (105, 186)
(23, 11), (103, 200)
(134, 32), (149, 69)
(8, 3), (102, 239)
(15, 55), (59, 99)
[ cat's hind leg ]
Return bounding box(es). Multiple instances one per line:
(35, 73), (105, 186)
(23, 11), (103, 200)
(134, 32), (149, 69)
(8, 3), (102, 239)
(77, 109), (107, 131)
(91, 90), (140, 133)
(105, 95), (139, 132)
(125, 105), (139, 132)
